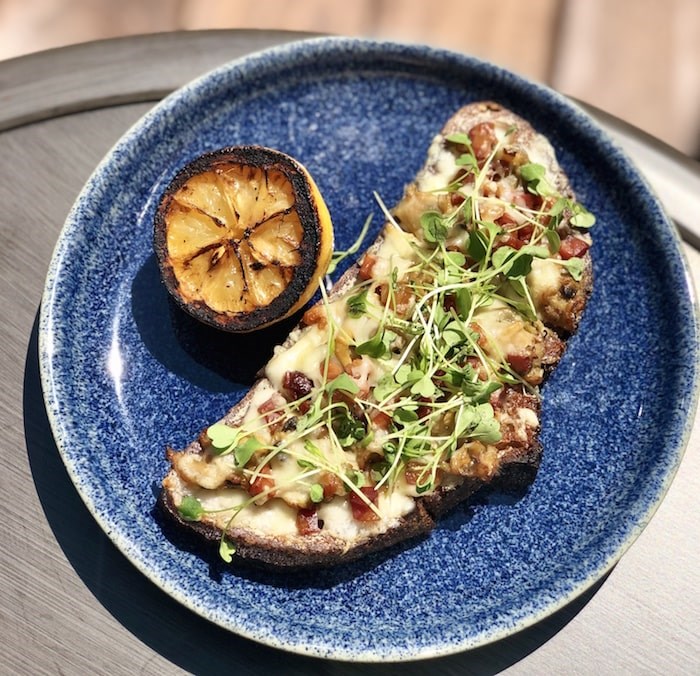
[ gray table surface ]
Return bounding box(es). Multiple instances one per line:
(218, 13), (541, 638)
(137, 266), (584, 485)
(2, 30), (699, 676)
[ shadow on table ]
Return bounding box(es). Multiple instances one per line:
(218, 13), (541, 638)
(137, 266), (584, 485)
(23, 310), (605, 675)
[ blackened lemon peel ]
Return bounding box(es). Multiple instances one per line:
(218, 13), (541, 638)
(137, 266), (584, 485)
(154, 145), (334, 333)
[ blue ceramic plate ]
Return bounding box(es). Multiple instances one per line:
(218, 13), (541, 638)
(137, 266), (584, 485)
(40, 37), (698, 661)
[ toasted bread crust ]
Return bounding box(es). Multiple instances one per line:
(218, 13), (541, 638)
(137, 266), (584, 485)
(158, 101), (593, 570)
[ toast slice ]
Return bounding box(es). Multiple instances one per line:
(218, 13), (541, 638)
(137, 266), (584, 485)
(158, 101), (594, 570)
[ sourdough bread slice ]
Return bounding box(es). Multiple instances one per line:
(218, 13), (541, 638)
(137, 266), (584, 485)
(158, 101), (593, 570)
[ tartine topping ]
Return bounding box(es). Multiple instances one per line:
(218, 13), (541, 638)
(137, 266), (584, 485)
(169, 120), (594, 562)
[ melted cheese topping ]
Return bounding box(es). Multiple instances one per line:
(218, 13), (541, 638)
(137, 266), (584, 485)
(417, 136), (459, 192)
(267, 224), (418, 395)
(475, 300), (538, 361)
(266, 327), (328, 391)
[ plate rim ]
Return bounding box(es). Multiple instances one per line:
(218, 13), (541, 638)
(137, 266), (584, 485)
(37, 34), (700, 661)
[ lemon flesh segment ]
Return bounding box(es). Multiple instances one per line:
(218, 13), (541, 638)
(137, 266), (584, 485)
(155, 146), (334, 332)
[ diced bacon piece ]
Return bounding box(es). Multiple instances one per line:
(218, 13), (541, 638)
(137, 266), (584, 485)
(513, 190), (541, 210)
(494, 233), (524, 250)
(302, 303), (327, 328)
(469, 122), (497, 162)
(248, 464), (275, 498)
(283, 370), (314, 400)
(393, 284), (414, 317)
(370, 409), (393, 430)
(319, 471), (343, 500)
(358, 253), (377, 281)
(296, 507), (321, 535)
(321, 357), (344, 381)
(349, 486), (380, 522)
(559, 235), (590, 260)
(507, 352), (533, 375)
(257, 393), (287, 427)
(404, 461), (425, 486)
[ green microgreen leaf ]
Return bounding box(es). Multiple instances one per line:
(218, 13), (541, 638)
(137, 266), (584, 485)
(382, 441), (398, 464)
(455, 287), (472, 320)
(420, 211), (448, 243)
(481, 220), (502, 239)
(443, 320), (467, 347)
(444, 250), (467, 268)
(519, 162), (554, 196)
(304, 439), (324, 458)
(460, 376), (502, 404)
(374, 373), (400, 401)
(439, 368), (463, 387)
(326, 372), (360, 396)
(492, 245), (515, 269)
(445, 132), (479, 173)
(207, 423), (240, 454)
(347, 469), (365, 487)
(309, 483), (324, 503)
(560, 257), (585, 281)
(356, 331), (387, 359)
(394, 363), (413, 384)
(178, 495), (204, 522)
(468, 230), (488, 261)
(569, 206), (596, 228)
(445, 131), (473, 147)
(454, 403), (501, 443)
(521, 244), (550, 259)
(493, 246), (534, 279)
(410, 374), (437, 398)
(549, 197), (568, 217)
(545, 228), (561, 253)
(332, 405), (368, 447)
(415, 478), (433, 494)
(519, 162), (546, 183)
(393, 406), (419, 424)
(431, 301), (450, 330)
(456, 154), (479, 172)
(219, 537), (236, 563)
(234, 436), (264, 467)
(507, 253), (533, 278)
(346, 288), (369, 318)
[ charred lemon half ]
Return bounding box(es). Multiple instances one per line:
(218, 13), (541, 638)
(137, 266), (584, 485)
(154, 146), (334, 332)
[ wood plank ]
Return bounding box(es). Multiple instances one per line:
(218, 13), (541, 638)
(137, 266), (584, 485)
(0, 0), (180, 59)
(551, 0), (700, 155)
(371, 0), (560, 81)
(178, 0), (376, 38)
(178, 0), (560, 82)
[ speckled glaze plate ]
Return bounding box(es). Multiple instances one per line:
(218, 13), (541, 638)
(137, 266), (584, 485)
(39, 37), (698, 661)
